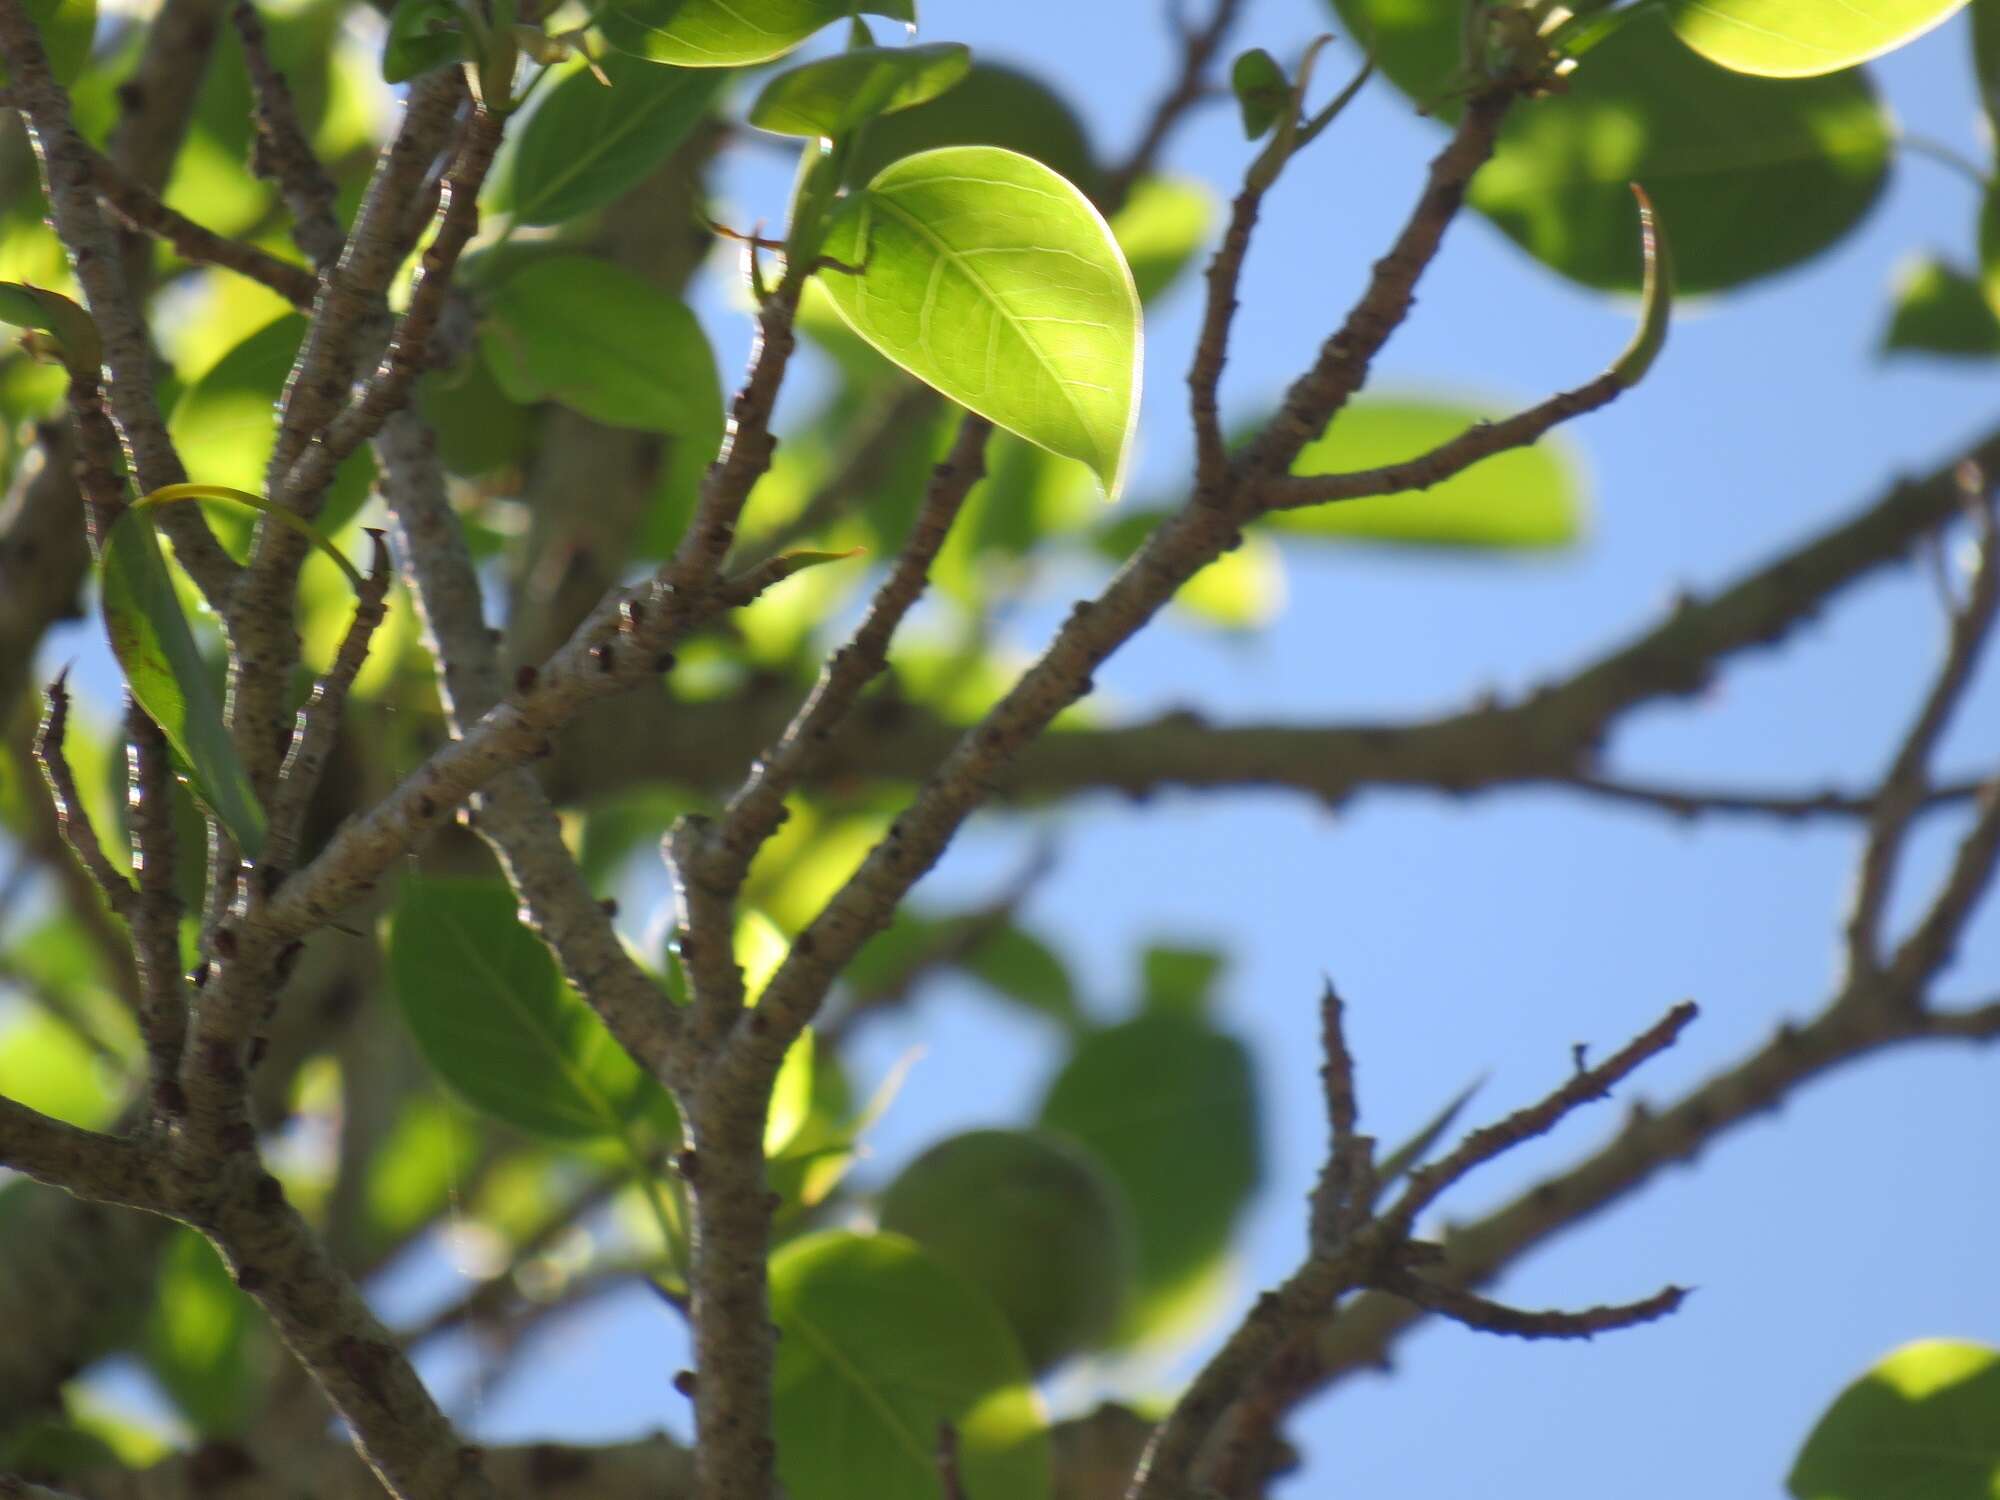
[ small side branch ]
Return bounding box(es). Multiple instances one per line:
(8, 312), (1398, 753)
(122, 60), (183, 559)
(0, 1095), (162, 1211)
(34, 670), (137, 919)
(1379, 1272), (1688, 1341)
(231, 0), (343, 271)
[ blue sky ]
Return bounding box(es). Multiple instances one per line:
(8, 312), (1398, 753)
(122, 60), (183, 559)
(20, 0), (2000, 1492)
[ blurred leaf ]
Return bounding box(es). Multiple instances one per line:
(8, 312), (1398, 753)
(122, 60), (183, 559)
(1112, 175), (1215, 305)
(843, 62), (1103, 200)
(170, 314), (376, 536)
(0, 281), (99, 375)
(1037, 1009), (1261, 1344)
(1231, 47), (1290, 138)
(0, 1011), (121, 1128)
(0, 1420), (121, 1480)
(389, 876), (670, 1142)
(142, 1229), (255, 1435)
(1976, 0), (2000, 134)
(1981, 185), (2000, 321)
(1789, 1340), (2000, 1499)
(1139, 945), (1225, 1016)
(603, 0), (912, 67)
(0, 0), (95, 87)
(770, 1230), (1052, 1500)
(749, 43), (970, 138)
(418, 348), (533, 477)
(503, 55), (726, 226)
(1665, 0), (1968, 77)
(1176, 530), (1285, 629)
(479, 255), (723, 442)
(818, 146), (1141, 498)
(360, 1094), (483, 1256)
(383, 0), (463, 82)
(100, 511), (266, 856)
(1275, 394), (1586, 549)
(962, 924), (1082, 1030)
(1329, 0), (1891, 293)
(738, 907), (791, 1003)
(1881, 257), (2000, 357)
(765, 1028), (816, 1155)
(577, 787), (696, 884)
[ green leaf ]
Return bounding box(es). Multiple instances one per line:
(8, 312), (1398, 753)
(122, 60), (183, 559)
(1976, 0), (2000, 136)
(602, 0), (913, 67)
(770, 1230), (1052, 1500)
(750, 43), (970, 139)
(961, 925), (1083, 1030)
(0, 281), (100, 375)
(1139, 945), (1225, 1016)
(2, 0), (95, 87)
(1231, 47), (1290, 139)
(1037, 1009), (1261, 1344)
(382, 0), (464, 83)
(100, 512), (266, 855)
(1881, 256), (2000, 357)
(1329, 0), (1892, 293)
(142, 1229), (255, 1435)
(388, 876), (669, 1142)
(170, 314), (376, 537)
(1789, 1340), (2000, 1499)
(503, 55), (726, 226)
(1176, 531), (1285, 630)
(1274, 394), (1585, 549)
(1665, 0), (1969, 77)
(479, 255), (723, 441)
(1981, 185), (2000, 322)
(418, 348), (533, 477)
(842, 62), (1104, 202)
(1111, 175), (1215, 305)
(817, 146), (1142, 499)
(0, 1010), (121, 1129)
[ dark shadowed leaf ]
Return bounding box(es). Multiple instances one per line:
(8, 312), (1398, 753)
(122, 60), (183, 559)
(1037, 1009), (1261, 1342)
(99, 512), (266, 856)
(770, 1230), (1051, 1500)
(479, 255), (723, 443)
(1665, 0), (1968, 77)
(1881, 257), (2000, 357)
(1232, 47), (1290, 139)
(1327, 0), (1891, 292)
(817, 146), (1141, 498)
(1273, 395), (1584, 549)
(602, 0), (913, 67)
(842, 62), (1103, 200)
(389, 876), (670, 1141)
(382, 0), (462, 82)
(962, 925), (1082, 1030)
(503, 55), (726, 226)
(1789, 1340), (2000, 1499)
(1139, 945), (1225, 1016)
(1976, 0), (2000, 132)
(749, 43), (969, 139)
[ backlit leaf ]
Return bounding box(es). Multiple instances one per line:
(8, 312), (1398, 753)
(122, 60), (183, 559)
(817, 146), (1142, 498)
(1881, 256), (2000, 357)
(1665, 0), (1968, 78)
(843, 62), (1103, 201)
(602, 0), (913, 68)
(771, 1231), (1052, 1500)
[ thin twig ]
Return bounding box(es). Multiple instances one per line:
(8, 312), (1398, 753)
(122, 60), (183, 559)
(1379, 1271), (1688, 1341)
(34, 670), (136, 918)
(231, 0), (344, 271)
(1104, 0), (1249, 207)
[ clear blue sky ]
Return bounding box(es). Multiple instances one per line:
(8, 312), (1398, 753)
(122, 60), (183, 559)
(35, 0), (2000, 1492)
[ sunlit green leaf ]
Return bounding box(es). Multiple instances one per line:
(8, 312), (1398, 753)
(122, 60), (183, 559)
(388, 876), (670, 1142)
(602, 0), (913, 68)
(1273, 394), (1586, 550)
(100, 511), (266, 855)
(1881, 256), (2000, 357)
(1981, 185), (2000, 321)
(0, 281), (99, 374)
(817, 146), (1142, 499)
(142, 1230), (255, 1435)
(770, 1230), (1052, 1500)
(1177, 531), (1285, 629)
(1789, 1340), (2000, 1499)
(843, 62), (1103, 201)
(1665, 0), (1968, 77)
(1112, 175), (1215, 305)
(479, 255), (723, 442)
(750, 43), (970, 139)
(503, 55), (726, 225)
(0, 1010), (121, 1129)
(1037, 1009), (1261, 1344)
